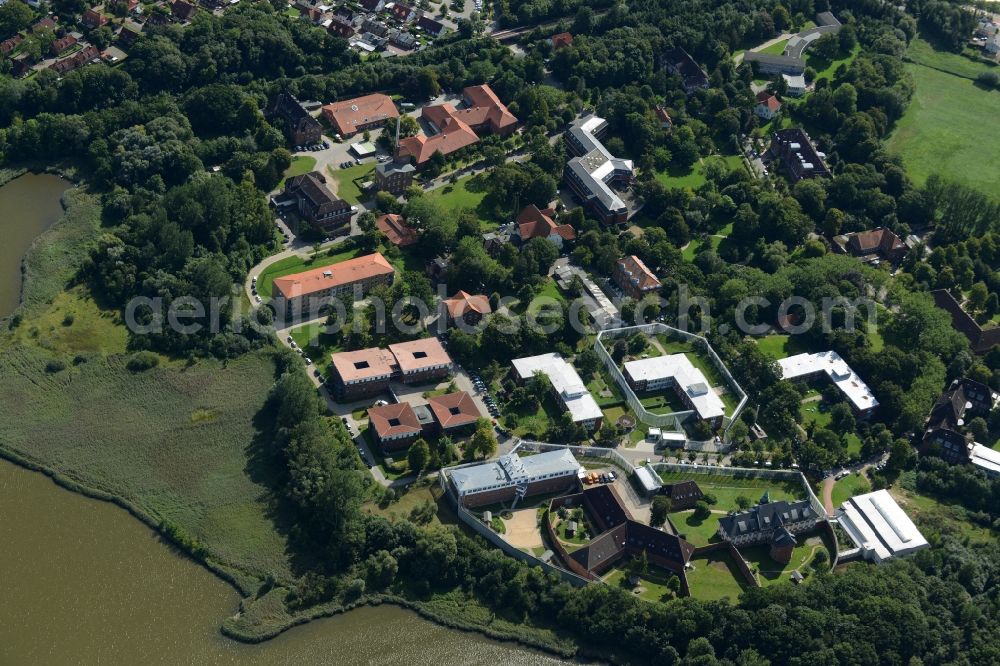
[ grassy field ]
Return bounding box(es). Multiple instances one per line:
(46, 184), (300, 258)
(0, 343), (294, 583)
(906, 36), (999, 80)
(654, 154), (743, 192)
(887, 61), (1000, 196)
(279, 155), (316, 189)
(755, 334), (808, 360)
(658, 469), (806, 512)
(741, 530), (832, 587)
(256, 246), (363, 299)
(830, 472), (871, 508)
(805, 43), (861, 82)
(672, 509), (722, 546)
(758, 38), (789, 55)
(800, 400), (832, 429)
(361, 482), (456, 527)
(604, 565), (677, 603)
(685, 550), (749, 602)
(327, 162), (374, 204)
(427, 174), (488, 213)
(6, 287), (127, 357)
(288, 321), (342, 375)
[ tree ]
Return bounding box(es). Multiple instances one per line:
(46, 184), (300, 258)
(967, 416), (989, 443)
(575, 348), (601, 378)
(0, 1), (34, 38)
(651, 495), (671, 526)
(408, 438), (431, 473)
(969, 283), (989, 313)
(468, 419), (498, 459)
(887, 438), (916, 473)
(735, 495), (752, 510)
(692, 500), (711, 519)
(829, 402), (856, 436)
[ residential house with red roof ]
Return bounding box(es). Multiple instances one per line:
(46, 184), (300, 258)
(367, 402), (426, 450)
(754, 92), (782, 120)
(376, 213), (419, 247)
(550, 32), (572, 48)
(321, 93), (399, 138)
(613, 255), (661, 300)
(442, 291), (492, 328)
(516, 204), (575, 249)
(81, 8), (107, 29)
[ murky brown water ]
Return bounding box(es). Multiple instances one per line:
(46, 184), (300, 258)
(0, 173), (70, 317)
(0, 460), (571, 665)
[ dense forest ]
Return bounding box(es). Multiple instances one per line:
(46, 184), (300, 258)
(3, 0), (1000, 661)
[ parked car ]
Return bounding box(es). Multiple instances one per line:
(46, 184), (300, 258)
(254, 295), (262, 303)
(304, 357), (312, 365)
(286, 335), (293, 343)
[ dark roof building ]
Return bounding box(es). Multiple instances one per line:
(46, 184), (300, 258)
(922, 377), (998, 465)
(931, 289), (1000, 354)
(660, 480), (704, 511)
(717, 498), (818, 555)
(564, 486), (695, 576)
(416, 15), (445, 35)
(839, 228), (907, 262)
(663, 46), (709, 93)
(266, 92), (323, 146)
(282, 172), (352, 229)
(768, 128), (831, 183)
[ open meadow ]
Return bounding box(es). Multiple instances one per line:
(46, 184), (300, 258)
(887, 43), (1000, 197)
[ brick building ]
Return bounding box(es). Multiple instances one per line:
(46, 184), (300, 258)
(272, 252), (395, 317)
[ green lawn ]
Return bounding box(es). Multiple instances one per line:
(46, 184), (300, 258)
(288, 321), (342, 375)
(256, 246), (363, 299)
(740, 529), (832, 587)
(604, 565), (679, 603)
(585, 368), (627, 407)
(658, 470), (805, 513)
(653, 154), (743, 192)
(805, 42), (861, 82)
(758, 38), (789, 56)
(427, 174), (488, 213)
(906, 36), (1000, 80)
(685, 551), (749, 602)
(638, 391), (688, 415)
(504, 394), (561, 438)
(755, 334), (808, 360)
(327, 163), (374, 205)
(681, 235), (723, 261)
(278, 155), (316, 189)
(672, 510), (723, 547)
(361, 482), (456, 527)
(887, 61), (1000, 196)
(800, 400), (832, 429)
(830, 472), (871, 508)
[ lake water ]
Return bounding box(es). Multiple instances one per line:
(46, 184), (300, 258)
(0, 173), (71, 317)
(0, 452), (571, 664)
(0, 172), (571, 665)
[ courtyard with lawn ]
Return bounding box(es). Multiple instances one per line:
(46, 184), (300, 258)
(740, 529), (833, 587)
(685, 550), (750, 602)
(427, 174), (489, 215)
(755, 333), (808, 360)
(604, 565), (679, 603)
(326, 162), (374, 205)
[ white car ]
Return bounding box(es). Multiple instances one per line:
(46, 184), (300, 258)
(290, 341), (298, 349)
(304, 357), (312, 365)
(254, 295), (262, 303)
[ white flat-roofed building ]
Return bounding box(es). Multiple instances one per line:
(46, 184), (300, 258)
(634, 464), (662, 496)
(970, 443), (1000, 477)
(624, 354), (726, 425)
(838, 489), (928, 563)
(777, 351), (878, 416)
(448, 450), (583, 507)
(511, 353), (604, 430)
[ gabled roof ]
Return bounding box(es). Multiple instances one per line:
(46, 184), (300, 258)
(663, 480), (703, 503)
(615, 255), (660, 292)
(321, 93), (399, 136)
(755, 91), (781, 112)
(368, 402), (422, 439)
(376, 213), (418, 247)
(416, 15), (444, 34)
(443, 290), (492, 319)
(461, 84), (518, 133)
(717, 499), (816, 540)
(845, 228), (905, 257)
(551, 32), (573, 48)
(427, 391), (481, 429)
(930, 289), (1000, 354)
(397, 116), (478, 164)
(516, 204), (576, 242)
